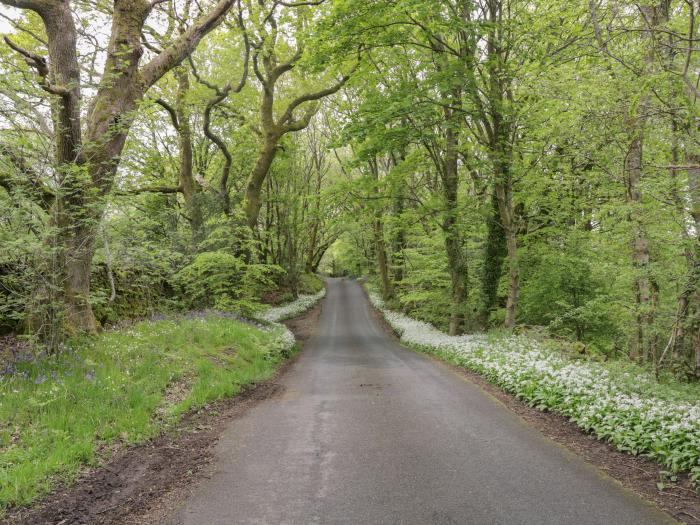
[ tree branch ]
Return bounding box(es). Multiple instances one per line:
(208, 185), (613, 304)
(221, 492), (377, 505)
(0, 0), (50, 13)
(279, 64), (356, 129)
(189, 3), (250, 213)
(140, 0), (235, 88)
(154, 97), (180, 130)
(3, 36), (70, 97)
(278, 0), (326, 6)
(117, 184), (183, 195)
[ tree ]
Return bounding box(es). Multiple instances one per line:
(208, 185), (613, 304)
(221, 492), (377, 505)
(242, 0), (356, 230)
(1, 0), (238, 335)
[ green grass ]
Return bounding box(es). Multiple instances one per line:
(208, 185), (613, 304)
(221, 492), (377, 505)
(0, 315), (289, 514)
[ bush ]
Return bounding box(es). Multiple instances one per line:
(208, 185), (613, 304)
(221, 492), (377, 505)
(174, 251), (283, 314)
(298, 273), (324, 294)
(518, 235), (624, 352)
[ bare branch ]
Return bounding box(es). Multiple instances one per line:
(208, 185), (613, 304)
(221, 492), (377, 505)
(3, 36), (70, 97)
(154, 97), (180, 130)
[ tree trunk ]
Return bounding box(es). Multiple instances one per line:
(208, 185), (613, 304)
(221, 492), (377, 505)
(374, 216), (393, 301)
(442, 117), (468, 336)
(626, 132), (654, 360)
(491, 133), (519, 328)
(685, 155), (700, 377)
(19, 1), (90, 337)
(31, 218), (100, 339)
(38, 4), (96, 336)
(369, 159), (393, 301)
(245, 134), (279, 229)
(493, 179), (518, 329)
(61, 226), (98, 333)
(391, 169), (407, 283)
(175, 68), (203, 245)
(486, 0), (518, 330)
(43, 3), (82, 169)
(627, 2), (668, 361)
(502, 209), (519, 329)
(56, 0), (150, 334)
(305, 221), (320, 273)
(304, 165), (324, 273)
(481, 188), (506, 322)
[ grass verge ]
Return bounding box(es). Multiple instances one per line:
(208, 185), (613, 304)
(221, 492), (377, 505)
(0, 315), (290, 515)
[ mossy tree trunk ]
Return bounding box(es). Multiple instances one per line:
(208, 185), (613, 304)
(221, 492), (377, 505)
(2, 0), (236, 336)
(442, 108), (468, 336)
(369, 158), (394, 302)
(481, 189), (506, 323)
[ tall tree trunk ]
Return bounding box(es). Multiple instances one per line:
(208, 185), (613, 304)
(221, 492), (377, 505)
(685, 155), (700, 377)
(486, 0), (518, 330)
(39, 2), (95, 336)
(390, 152), (407, 284)
(481, 188), (506, 323)
(305, 162), (324, 273)
(174, 68), (203, 246)
(668, 120), (689, 363)
(374, 217), (393, 301)
(626, 2), (668, 361)
(370, 159), (393, 301)
(500, 202), (519, 329)
(391, 182), (407, 283)
(626, 127), (654, 360)
(305, 221), (320, 273)
(442, 115), (468, 335)
(491, 127), (518, 329)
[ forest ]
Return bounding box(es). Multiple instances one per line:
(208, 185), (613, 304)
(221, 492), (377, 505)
(0, 0), (700, 520)
(1, 0), (698, 375)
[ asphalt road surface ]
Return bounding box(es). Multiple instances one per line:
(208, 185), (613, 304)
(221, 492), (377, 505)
(163, 278), (674, 525)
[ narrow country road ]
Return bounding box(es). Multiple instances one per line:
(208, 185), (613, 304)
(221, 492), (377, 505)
(163, 278), (673, 525)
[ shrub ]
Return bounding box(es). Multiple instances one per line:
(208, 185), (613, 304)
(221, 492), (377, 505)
(174, 251), (284, 314)
(174, 252), (245, 309)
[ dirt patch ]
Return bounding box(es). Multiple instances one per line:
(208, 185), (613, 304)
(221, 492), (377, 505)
(1, 301), (324, 525)
(364, 291), (700, 525)
(282, 297), (322, 345)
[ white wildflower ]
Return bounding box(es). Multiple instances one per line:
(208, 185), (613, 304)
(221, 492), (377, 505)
(369, 292), (700, 477)
(260, 289), (326, 322)
(257, 288), (326, 355)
